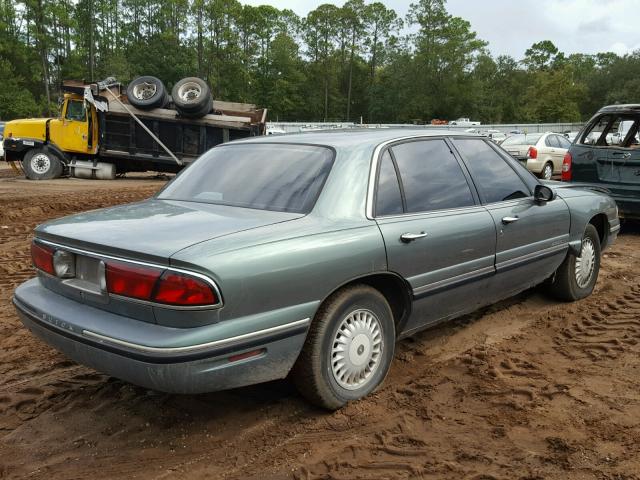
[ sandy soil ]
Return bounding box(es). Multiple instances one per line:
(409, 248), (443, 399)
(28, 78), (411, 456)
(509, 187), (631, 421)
(0, 163), (639, 480)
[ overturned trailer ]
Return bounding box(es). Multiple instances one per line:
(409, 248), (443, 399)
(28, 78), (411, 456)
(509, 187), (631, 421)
(2, 78), (267, 179)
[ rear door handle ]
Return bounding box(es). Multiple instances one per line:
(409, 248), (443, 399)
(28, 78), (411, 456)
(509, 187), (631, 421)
(612, 152), (631, 158)
(502, 216), (519, 224)
(400, 232), (428, 243)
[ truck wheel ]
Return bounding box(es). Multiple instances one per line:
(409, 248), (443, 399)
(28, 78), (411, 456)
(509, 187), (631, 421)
(127, 76), (168, 110)
(291, 285), (395, 410)
(178, 96), (213, 118)
(22, 148), (63, 180)
(549, 224), (601, 301)
(172, 77), (213, 115)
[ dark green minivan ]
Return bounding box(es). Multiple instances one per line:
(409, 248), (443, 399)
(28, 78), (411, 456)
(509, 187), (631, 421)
(563, 104), (640, 218)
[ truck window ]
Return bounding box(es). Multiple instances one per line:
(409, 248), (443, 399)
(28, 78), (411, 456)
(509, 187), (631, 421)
(65, 100), (86, 122)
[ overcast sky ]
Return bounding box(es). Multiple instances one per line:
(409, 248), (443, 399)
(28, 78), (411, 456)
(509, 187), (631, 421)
(241, 0), (640, 59)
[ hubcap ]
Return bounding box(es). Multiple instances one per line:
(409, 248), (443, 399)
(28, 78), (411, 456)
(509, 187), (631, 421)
(543, 164), (553, 179)
(575, 237), (596, 288)
(177, 82), (202, 103)
(31, 153), (50, 174)
(132, 82), (157, 100)
(331, 309), (383, 391)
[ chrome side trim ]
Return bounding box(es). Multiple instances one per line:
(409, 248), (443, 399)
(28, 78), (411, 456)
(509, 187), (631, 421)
(610, 224), (621, 234)
(496, 243), (568, 271)
(36, 239), (224, 310)
(82, 318), (311, 355)
(412, 266), (495, 297)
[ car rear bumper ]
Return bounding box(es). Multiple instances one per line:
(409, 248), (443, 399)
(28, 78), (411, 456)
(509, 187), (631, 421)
(611, 195), (640, 219)
(14, 278), (312, 394)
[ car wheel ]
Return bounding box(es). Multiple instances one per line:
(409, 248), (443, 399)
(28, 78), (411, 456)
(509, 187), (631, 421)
(540, 162), (553, 180)
(171, 77), (213, 115)
(22, 148), (63, 180)
(126, 76), (168, 110)
(177, 95), (213, 119)
(550, 224), (601, 301)
(291, 284), (395, 410)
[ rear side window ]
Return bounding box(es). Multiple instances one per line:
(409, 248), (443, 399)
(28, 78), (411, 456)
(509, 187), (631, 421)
(375, 150), (403, 216)
(390, 139), (475, 213)
(545, 135), (560, 148)
(453, 139), (530, 204)
(158, 144), (334, 213)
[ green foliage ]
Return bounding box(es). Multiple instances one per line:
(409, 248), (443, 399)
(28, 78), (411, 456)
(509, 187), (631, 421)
(0, 0), (638, 123)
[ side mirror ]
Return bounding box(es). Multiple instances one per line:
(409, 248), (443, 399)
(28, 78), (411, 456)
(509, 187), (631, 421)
(534, 184), (555, 203)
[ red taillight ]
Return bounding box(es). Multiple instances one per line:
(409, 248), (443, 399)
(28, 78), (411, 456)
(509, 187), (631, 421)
(527, 146), (538, 159)
(106, 260), (162, 301)
(31, 241), (55, 275)
(561, 152), (572, 181)
(153, 271), (217, 306)
(105, 260), (217, 306)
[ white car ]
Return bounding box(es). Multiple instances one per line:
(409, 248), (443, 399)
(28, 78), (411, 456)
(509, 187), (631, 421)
(501, 132), (571, 180)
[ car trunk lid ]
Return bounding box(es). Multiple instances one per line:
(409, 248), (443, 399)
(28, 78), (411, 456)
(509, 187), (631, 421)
(35, 199), (303, 264)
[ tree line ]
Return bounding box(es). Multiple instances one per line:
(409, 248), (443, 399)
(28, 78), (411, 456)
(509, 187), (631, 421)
(1, 0), (639, 123)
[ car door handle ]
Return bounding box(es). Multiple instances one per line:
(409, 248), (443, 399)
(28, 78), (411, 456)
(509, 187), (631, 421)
(501, 216), (519, 224)
(400, 232), (428, 243)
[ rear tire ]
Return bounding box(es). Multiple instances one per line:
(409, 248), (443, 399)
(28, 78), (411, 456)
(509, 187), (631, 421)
(291, 285), (395, 410)
(549, 224), (601, 301)
(22, 148), (63, 180)
(540, 162), (553, 180)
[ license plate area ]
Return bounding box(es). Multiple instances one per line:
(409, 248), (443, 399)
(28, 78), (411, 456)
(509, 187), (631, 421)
(61, 254), (106, 296)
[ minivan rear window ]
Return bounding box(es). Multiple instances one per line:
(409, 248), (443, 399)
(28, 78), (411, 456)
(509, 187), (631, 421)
(158, 143), (334, 213)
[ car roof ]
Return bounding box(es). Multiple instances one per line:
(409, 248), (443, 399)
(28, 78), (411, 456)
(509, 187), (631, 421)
(231, 128), (480, 149)
(597, 104), (640, 114)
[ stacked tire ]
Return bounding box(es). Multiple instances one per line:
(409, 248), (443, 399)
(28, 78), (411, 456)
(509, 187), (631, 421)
(126, 76), (170, 110)
(126, 76), (213, 119)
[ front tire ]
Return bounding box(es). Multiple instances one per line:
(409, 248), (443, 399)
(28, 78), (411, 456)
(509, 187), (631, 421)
(291, 285), (395, 410)
(22, 148), (63, 180)
(550, 224), (601, 301)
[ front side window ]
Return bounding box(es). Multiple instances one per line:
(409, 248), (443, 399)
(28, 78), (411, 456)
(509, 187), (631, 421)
(65, 100), (86, 121)
(502, 133), (543, 147)
(557, 135), (571, 149)
(390, 139), (475, 213)
(453, 139), (530, 204)
(375, 150), (403, 216)
(158, 144), (334, 214)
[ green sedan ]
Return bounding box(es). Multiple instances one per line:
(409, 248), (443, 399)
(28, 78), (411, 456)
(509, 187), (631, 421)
(14, 130), (620, 409)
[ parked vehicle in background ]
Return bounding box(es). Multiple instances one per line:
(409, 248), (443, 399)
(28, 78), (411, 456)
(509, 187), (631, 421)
(266, 125), (287, 135)
(486, 130), (507, 144)
(14, 130), (619, 410)
(450, 117), (480, 127)
(564, 131), (581, 143)
(502, 132), (571, 179)
(563, 104), (640, 219)
(2, 77), (266, 180)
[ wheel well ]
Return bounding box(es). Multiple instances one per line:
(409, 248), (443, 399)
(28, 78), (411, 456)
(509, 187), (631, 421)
(589, 213), (608, 246)
(324, 274), (412, 330)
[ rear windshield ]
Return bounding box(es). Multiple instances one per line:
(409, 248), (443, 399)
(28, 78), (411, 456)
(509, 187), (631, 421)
(157, 143), (334, 214)
(501, 133), (543, 146)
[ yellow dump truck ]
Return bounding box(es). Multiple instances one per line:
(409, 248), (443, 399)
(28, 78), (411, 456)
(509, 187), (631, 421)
(2, 78), (267, 179)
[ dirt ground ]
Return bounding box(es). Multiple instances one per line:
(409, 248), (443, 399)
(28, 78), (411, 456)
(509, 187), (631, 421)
(0, 163), (639, 480)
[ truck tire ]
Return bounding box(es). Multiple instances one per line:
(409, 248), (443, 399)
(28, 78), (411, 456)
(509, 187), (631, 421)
(179, 96), (213, 118)
(126, 76), (168, 110)
(23, 148), (63, 180)
(172, 77), (213, 115)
